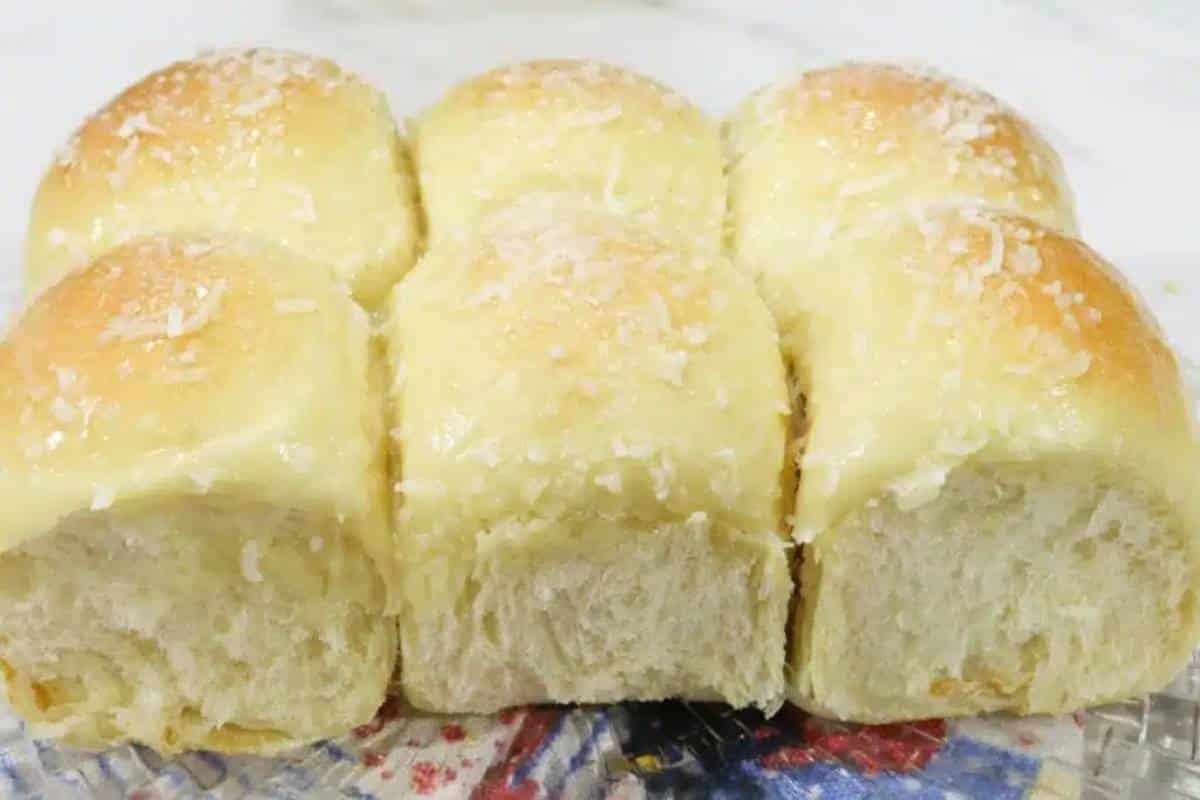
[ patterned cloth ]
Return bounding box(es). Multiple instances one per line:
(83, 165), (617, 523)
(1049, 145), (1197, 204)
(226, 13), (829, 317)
(0, 699), (1082, 799)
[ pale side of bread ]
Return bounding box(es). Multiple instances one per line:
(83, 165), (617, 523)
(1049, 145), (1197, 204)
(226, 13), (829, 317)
(384, 196), (793, 713)
(787, 205), (1200, 721)
(413, 59), (725, 252)
(0, 237), (395, 753)
(726, 62), (1078, 328)
(26, 48), (420, 306)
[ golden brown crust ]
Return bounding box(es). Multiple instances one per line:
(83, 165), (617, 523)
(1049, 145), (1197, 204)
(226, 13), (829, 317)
(3, 238), (300, 469)
(917, 206), (1185, 419)
(733, 62), (1074, 225)
(440, 59), (696, 116)
(47, 49), (352, 180)
(448, 202), (721, 372)
(767, 63), (1069, 209)
(387, 196), (790, 540)
(413, 59), (724, 252)
(726, 62), (1078, 311)
(26, 48), (419, 305)
(786, 202), (1196, 542)
(0, 235), (392, 582)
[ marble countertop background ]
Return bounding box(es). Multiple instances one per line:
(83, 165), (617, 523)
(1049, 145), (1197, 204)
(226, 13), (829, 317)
(2, 0), (1197, 352)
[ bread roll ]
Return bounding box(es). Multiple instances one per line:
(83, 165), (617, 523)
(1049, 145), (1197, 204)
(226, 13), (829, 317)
(413, 59), (723, 251)
(787, 205), (1199, 721)
(727, 62), (1077, 324)
(384, 195), (792, 713)
(0, 236), (394, 753)
(26, 48), (419, 306)
(723, 62), (1194, 720)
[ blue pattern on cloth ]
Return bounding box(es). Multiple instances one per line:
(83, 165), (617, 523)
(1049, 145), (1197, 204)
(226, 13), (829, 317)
(727, 737), (1038, 799)
(0, 700), (1066, 798)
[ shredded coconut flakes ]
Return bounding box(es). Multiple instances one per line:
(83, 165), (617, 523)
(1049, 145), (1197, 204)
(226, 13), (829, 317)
(274, 298), (318, 315)
(240, 540), (263, 583)
(90, 484), (116, 511)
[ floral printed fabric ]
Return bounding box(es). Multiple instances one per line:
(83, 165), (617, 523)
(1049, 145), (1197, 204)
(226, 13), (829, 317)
(0, 698), (1081, 799)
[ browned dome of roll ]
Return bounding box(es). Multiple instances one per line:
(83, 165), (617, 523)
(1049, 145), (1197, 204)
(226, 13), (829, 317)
(26, 48), (420, 306)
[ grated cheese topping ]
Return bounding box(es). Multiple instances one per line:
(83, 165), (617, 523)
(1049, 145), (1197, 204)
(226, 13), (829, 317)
(240, 540), (263, 583)
(90, 484), (116, 511)
(277, 442), (315, 472)
(274, 297), (318, 315)
(100, 275), (228, 344)
(594, 472), (623, 493)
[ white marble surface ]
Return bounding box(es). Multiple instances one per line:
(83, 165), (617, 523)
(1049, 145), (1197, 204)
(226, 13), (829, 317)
(2, 0), (1198, 354)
